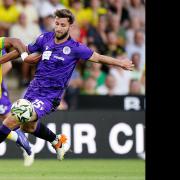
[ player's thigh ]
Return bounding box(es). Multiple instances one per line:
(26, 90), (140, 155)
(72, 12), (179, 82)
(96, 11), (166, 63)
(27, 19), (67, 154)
(30, 98), (54, 120)
(20, 97), (54, 133)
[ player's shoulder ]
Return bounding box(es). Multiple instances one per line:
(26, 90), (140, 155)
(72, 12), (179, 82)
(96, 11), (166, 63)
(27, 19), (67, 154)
(69, 38), (86, 48)
(37, 31), (54, 41)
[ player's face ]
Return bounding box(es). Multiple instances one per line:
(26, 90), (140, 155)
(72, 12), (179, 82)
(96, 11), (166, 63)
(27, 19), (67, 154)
(54, 17), (70, 40)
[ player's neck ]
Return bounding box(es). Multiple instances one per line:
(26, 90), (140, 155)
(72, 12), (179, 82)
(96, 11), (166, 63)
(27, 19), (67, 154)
(54, 35), (70, 44)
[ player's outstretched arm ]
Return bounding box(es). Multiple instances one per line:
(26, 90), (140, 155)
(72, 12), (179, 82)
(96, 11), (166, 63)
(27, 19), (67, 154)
(0, 50), (19, 64)
(89, 52), (134, 71)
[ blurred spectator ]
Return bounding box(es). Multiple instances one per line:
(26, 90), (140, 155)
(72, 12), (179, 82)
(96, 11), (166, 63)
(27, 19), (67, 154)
(130, 52), (143, 80)
(0, 0), (20, 35)
(97, 74), (117, 96)
(107, 0), (122, 14)
(109, 55), (131, 95)
(87, 15), (108, 54)
(70, 22), (87, 44)
(39, 0), (65, 18)
(86, 0), (107, 27)
(126, 16), (141, 44)
(40, 14), (55, 33)
(16, 0), (39, 24)
(108, 14), (127, 47)
(129, 79), (142, 95)
(30, 0), (45, 11)
(80, 76), (97, 95)
(9, 12), (41, 47)
(128, 0), (145, 27)
(9, 12), (41, 87)
(59, 0), (70, 7)
(69, 0), (91, 27)
(107, 0), (130, 28)
(106, 31), (125, 57)
(126, 30), (145, 70)
(83, 62), (107, 88)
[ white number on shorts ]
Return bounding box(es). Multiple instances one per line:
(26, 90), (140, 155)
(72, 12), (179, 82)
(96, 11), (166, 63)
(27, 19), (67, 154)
(32, 99), (44, 110)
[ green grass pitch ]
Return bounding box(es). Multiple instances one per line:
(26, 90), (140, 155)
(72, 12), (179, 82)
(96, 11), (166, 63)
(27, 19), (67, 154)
(0, 159), (145, 180)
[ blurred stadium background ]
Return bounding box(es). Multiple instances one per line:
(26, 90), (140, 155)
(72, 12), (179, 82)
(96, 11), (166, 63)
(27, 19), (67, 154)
(0, 0), (145, 179)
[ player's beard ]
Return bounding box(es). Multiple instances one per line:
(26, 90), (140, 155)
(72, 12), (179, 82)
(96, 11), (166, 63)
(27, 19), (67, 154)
(55, 30), (69, 40)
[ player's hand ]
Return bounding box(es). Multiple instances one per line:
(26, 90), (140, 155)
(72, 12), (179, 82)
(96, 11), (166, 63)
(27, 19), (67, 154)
(119, 58), (134, 71)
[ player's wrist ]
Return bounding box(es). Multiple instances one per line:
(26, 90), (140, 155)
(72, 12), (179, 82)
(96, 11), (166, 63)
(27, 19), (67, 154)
(21, 52), (28, 61)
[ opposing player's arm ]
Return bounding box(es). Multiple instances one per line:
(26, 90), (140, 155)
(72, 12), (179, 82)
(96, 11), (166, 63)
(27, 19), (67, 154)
(0, 37), (26, 64)
(4, 37), (26, 53)
(88, 52), (134, 71)
(0, 50), (19, 64)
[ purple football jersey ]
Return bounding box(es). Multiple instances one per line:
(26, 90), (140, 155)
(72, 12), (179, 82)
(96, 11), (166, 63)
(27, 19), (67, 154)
(27, 32), (93, 99)
(24, 32), (93, 119)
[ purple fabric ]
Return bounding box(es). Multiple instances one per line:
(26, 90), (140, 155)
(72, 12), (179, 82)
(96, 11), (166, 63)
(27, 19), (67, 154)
(27, 31), (93, 91)
(24, 31), (93, 120)
(0, 81), (11, 115)
(23, 95), (61, 120)
(13, 127), (20, 131)
(34, 121), (41, 134)
(0, 124), (11, 135)
(0, 124), (11, 142)
(32, 121), (56, 142)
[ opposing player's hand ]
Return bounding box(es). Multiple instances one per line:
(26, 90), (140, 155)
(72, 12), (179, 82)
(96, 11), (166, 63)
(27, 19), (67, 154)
(119, 58), (134, 71)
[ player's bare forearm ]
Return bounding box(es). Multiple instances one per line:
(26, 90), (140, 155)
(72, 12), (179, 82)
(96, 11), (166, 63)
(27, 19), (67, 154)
(89, 52), (134, 71)
(4, 38), (26, 54)
(0, 50), (19, 64)
(24, 53), (42, 64)
(0, 50), (41, 65)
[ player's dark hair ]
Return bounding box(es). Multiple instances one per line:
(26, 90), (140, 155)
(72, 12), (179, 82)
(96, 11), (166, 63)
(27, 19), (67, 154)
(54, 9), (75, 25)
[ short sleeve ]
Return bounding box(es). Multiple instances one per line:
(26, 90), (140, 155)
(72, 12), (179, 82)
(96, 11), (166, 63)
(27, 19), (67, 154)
(27, 34), (44, 53)
(75, 43), (94, 61)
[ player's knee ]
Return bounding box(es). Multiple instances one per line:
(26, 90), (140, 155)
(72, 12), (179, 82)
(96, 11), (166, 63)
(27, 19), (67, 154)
(21, 122), (37, 133)
(0, 112), (11, 122)
(3, 115), (19, 130)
